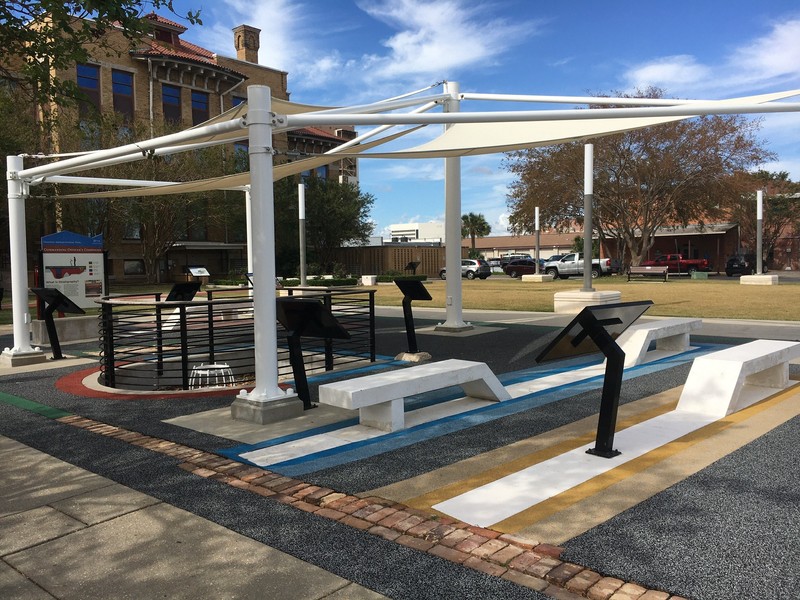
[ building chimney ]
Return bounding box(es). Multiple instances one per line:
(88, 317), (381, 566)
(233, 24), (260, 63)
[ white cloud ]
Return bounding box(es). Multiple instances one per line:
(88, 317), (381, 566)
(355, 0), (537, 81)
(622, 18), (800, 96)
(731, 19), (800, 85)
(623, 55), (712, 92)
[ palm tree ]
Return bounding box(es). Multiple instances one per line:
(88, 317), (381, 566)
(461, 212), (492, 256)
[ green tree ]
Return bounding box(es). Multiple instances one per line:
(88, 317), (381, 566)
(1, 1), (200, 110)
(727, 170), (800, 261)
(273, 176), (375, 275)
(504, 88), (774, 266)
(48, 115), (231, 283)
(461, 212), (491, 257)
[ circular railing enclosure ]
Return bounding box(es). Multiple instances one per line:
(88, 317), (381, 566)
(97, 288), (376, 391)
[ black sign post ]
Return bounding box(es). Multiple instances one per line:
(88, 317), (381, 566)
(29, 288), (86, 360)
(394, 279), (432, 354)
(536, 301), (652, 458)
(276, 298), (350, 410)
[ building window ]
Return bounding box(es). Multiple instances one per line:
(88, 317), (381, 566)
(112, 70), (134, 121)
(231, 95), (246, 108)
(162, 84), (181, 123)
(123, 220), (141, 240)
(123, 259), (146, 275)
(76, 63), (100, 117)
(191, 90), (209, 125)
(300, 166), (328, 182)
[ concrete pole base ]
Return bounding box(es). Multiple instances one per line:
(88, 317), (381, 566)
(553, 290), (623, 313)
(231, 392), (303, 424)
(0, 348), (48, 367)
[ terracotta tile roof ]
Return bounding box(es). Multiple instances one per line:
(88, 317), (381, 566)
(143, 12), (187, 33)
(132, 41), (245, 79)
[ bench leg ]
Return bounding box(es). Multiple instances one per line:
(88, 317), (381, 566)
(360, 399), (405, 432)
(656, 332), (690, 353)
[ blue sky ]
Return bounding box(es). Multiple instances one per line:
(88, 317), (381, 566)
(173, 0), (800, 238)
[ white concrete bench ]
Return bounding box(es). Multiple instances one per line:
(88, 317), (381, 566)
(676, 339), (800, 419)
(617, 317), (702, 368)
(318, 359), (511, 432)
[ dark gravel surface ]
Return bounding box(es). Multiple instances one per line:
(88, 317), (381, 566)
(562, 415), (800, 600)
(3, 315), (798, 599)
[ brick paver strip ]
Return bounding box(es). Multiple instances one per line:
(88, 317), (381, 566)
(53, 414), (691, 600)
(565, 569), (603, 595)
(588, 577), (626, 600)
(610, 582), (649, 599)
(548, 562), (586, 586)
(428, 544), (470, 564)
(638, 592), (671, 600)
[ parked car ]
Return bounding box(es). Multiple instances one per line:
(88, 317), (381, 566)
(543, 254), (563, 263)
(487, 258), (501, 267)
(543, 253), (613, 279)
(725, 254), (767, 276)
(503, 259), (540, 278)
(640, 253), (711, 274)
(499, 253), (532, 267)
(439, 259), (492, 280)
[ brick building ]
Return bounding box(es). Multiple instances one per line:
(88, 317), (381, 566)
(25, 13), (357, 284)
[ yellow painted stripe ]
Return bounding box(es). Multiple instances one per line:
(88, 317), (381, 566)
(493, 385), (799, 532)
(406, 400), (677, 512)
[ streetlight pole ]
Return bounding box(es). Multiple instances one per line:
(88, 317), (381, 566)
(582, 144), (595, 292)
(756, 189), (763, 275)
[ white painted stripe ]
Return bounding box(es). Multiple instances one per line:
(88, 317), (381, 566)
(431, 411), (718, 527)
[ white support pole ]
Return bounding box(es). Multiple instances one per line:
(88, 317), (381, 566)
(245, 186), (254, 292)
(436, 81), (471, 331)
(2, 155), (45, 366)
(298, 183), (307, 286)
(231, 86), (301, 424)
(535, 207), (541, 274)
(582, 144), (595, 292)
(756, 189), (764, 275)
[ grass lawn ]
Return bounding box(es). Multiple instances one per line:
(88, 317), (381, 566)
(370, 275), (800, 321)
(2, 275), (798, 325)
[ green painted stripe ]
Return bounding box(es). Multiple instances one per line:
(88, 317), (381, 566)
(0, 392), (72, 419)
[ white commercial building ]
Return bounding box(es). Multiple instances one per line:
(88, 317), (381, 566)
(389, 222), (445, 243)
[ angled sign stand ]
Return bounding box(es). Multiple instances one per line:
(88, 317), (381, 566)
(276, 298), (351, 410)
(394, 279), (432, 354)
(536, 300), (653, 458)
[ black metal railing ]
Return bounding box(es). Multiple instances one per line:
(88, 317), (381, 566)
(97, 287), (375, 391)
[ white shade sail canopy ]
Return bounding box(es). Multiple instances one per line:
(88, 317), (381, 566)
(45, 88), (800, 200)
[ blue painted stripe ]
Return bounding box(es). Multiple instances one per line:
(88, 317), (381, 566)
(218, 343), (721, 474)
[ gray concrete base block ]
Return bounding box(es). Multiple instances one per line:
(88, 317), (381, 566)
(395, 351), (432, 363)
(434, 323), (474, 333)
(0, 349), (48, 367)
(740, 274), (780, 285)
(553, 289), (623, 313)
(521, 273), (555, 282)
(230, 393), (303, 424)
(31, 316), (98, 345)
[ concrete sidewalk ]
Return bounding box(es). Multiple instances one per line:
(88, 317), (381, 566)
(0, 434), (385, 600)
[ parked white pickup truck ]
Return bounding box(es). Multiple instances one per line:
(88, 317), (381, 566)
(543, 252), (613, 279)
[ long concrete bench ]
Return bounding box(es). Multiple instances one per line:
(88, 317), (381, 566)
(318, 359), (511, 432)
(676, 339), (800, 419)
(616, 317), (702, 368)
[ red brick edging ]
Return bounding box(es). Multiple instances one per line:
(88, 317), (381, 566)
(56, 415), (687, 600)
